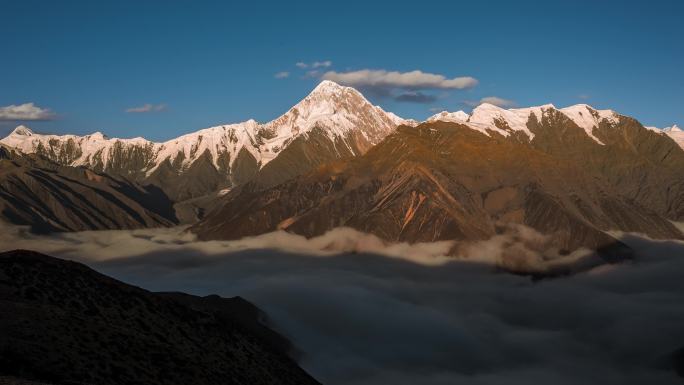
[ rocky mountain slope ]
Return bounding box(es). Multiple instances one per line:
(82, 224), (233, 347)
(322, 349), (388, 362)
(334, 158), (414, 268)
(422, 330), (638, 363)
(192, 106), (684, 260)
(663, 124), (684, 149)
(0, 145), (176, 232)
(2, 82), (682, 248)
(0, 249), (319, 385)
(1, 81), (407, 201)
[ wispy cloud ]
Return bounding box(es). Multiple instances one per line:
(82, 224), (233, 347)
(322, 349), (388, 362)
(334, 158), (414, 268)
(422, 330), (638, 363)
(274, 71), (290, 79)
(312, 60), (332, 68)
(0, 103), (56, 121)
(2, 223), (683, 385)
(296, 60), (332, 69)
(578, 94), (590, 100)
(465, 96), (516, 108)
(125, 103), (167, 113)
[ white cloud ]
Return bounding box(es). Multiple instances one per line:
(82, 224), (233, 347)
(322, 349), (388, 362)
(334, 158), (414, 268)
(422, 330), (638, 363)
(322, 69), (478, 90)
(0, 103), (56, 121)
(465, 96), (516, 108)
(274, 71), (290, 79)
(296, 60), (332, 69)
(125, 103), (167, 113)
(0, 222), (611, 274)
(2, 222), (683, 384)
(311, 60), (332, 68)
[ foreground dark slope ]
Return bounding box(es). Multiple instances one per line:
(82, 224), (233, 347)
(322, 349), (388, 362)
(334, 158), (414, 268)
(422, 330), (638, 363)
(0, 249), (319, 385)
(0, 146), (176, 232)
(193, 121), (682, 258)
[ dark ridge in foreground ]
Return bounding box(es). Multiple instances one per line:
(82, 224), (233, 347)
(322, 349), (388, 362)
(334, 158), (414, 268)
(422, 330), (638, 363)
(672, 347), (684, 378)
(0, 250), (319, 385)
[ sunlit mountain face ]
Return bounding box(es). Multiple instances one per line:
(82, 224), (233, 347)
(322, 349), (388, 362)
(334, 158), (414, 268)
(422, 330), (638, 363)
(1, 1), (684, 384)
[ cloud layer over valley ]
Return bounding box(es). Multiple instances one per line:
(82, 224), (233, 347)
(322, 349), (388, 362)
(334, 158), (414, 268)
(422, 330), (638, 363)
(1, 223), (683, 384)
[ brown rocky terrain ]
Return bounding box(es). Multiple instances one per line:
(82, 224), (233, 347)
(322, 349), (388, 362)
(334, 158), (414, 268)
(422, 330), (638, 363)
(0, 249), (319, 385)
(2, 83), (683, 255)
(0, 145), (177, 232)
(192, 120), (683, 261)
(522, 108), (684, 221)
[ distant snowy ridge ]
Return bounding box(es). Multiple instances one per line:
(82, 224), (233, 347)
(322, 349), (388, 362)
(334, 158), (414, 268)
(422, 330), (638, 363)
(1, 80), (409, 174)
(662, 124), (684, 149)
(3, 81), (682, 175)
(427, 103), (621, 145)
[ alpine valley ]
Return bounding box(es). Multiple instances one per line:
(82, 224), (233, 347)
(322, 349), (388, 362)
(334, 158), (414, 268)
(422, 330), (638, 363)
(2, 81), (683, 268)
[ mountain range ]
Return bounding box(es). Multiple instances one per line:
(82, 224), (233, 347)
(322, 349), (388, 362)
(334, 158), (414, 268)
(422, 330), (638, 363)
(2, 80), (683, 264)
(1, 81), (407, 202)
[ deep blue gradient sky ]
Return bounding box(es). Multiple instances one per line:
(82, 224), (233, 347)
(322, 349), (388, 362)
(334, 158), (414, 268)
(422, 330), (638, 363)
(2, 0), (682, 141)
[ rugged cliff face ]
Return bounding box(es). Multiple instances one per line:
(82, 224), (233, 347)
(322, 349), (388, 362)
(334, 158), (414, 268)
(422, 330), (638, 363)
(0, 249), (320, 385)
(192, 120), (682, 259)
(521, 108), (684, 221)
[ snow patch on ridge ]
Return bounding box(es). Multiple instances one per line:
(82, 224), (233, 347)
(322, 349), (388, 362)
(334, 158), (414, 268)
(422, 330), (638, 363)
(559, 104), (618, 145)
(427, 110), (470, 123)
(430, 103), (622, 145)
(642, 124), (684, 150)
(663, 124), (684, 149)
(467, 103), (556, 139)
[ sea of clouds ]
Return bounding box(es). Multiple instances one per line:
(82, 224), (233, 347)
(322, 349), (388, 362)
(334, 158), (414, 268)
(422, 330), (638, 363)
(1, 223), (683, 384)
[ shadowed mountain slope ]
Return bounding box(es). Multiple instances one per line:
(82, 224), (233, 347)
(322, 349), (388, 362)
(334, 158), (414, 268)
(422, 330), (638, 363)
(0, 146), (176, 232)
(0, 249), (319, 385)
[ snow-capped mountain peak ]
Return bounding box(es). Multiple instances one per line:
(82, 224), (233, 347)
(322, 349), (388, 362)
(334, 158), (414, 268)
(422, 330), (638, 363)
(0, 81), (405, 178)
(558, 104), (618, 144)
(309, 79), (349, 96)
(427, 110), (470, 123)
(431, 103), (621, 144)
(662, 124), (684, 149)
(10, 125), (34, 136)
(468, 103), (557, 139)
(256, 80), (405, 163)
(87, 131), (108, 140)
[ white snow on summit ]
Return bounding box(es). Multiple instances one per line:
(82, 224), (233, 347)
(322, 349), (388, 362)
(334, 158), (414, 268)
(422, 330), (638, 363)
(559, 104), (618, 145)
(427, 110), (470, 123)
(642, 124), (684, 149)
(467, 103), (558, 139)
(0, 80), (407, 173)
(429, 103), (622, 145)
(663, 124), (684, 149)
(3, 81), (682, 174)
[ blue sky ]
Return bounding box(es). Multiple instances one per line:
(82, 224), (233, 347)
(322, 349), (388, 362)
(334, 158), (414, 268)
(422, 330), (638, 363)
(1, 0), (682, 141)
